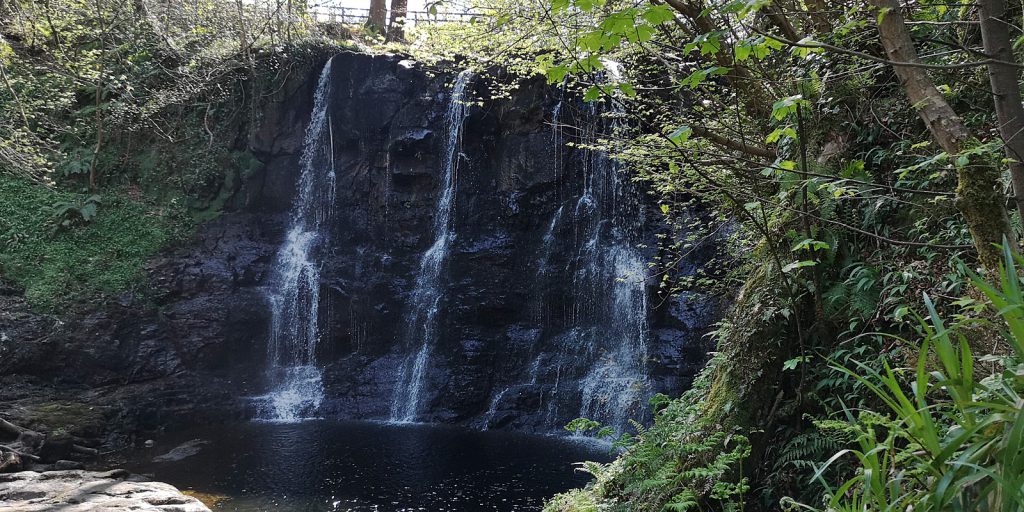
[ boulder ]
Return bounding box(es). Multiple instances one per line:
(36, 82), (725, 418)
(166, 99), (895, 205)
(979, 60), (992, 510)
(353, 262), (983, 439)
(0, 470), (210, 511)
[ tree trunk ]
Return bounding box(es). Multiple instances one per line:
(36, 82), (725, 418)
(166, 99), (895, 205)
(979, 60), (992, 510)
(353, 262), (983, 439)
(386, 0), (408, 42)
(236, 0), (258, 150)
(804, 0), (832, 35)
(366, 0), (386, 34)
(88, 0), (106, 192)
(763, 4), (800, 42)
(871, 0), (1017, 270)
(978, 0), (1024, 227)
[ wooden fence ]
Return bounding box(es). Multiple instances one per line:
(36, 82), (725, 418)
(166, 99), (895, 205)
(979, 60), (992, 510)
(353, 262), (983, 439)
(306, 5), (480, 25)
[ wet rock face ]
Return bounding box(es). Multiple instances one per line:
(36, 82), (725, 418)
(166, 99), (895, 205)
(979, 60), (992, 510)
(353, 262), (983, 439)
(276, 53), (723, 429)
(1, 51), (722, 438)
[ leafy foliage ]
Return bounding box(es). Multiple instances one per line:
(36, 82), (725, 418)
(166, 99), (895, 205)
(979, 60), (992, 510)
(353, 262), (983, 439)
(789, 247), (1024, 511)
(0, 0), (344, 307)
(0, 175), (185, 309)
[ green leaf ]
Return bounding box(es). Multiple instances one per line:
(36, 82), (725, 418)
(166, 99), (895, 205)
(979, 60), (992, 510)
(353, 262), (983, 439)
(783, 356), (809, 371)
(700, 35), (721, 55)
(581, 30), (606, 52)
(641, 5), (675, 25)
(792, 38), (825, 58)
(682, 66), (729, 88)
(668, 126), (692, 144)
(601, 12), (635, 35)
(771, 94), (807, 121)
(79, 202), (97, 221)
(735, 43), (752, 62)
(782, 260), (817, 273)
(545, 65), (568, 84)
(765, 126), (797, 143)
(626, 25), (654, 43)
(792, 238), (831, 252)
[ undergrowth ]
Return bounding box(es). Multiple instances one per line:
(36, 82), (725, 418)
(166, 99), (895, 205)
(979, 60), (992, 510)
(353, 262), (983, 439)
(0, 175), (188, 310)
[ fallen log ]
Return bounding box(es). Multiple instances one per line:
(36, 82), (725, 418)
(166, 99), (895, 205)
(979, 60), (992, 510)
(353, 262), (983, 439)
(71, 444), (99, 457)
(0, 444), (40, 461)
(0, 418), (24, 438)
(0, 417), (98, 472)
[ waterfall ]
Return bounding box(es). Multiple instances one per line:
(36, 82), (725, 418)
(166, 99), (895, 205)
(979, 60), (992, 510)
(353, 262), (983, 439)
(255, 57), (336, 422)
(477, 74), (652, 434)
(538, 206), (564, 274)
(574, 62), (651, 431)
(390, 70), (476, 423)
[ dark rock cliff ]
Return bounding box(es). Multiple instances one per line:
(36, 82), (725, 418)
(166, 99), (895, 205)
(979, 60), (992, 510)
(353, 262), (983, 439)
(0, 51), (721, 441)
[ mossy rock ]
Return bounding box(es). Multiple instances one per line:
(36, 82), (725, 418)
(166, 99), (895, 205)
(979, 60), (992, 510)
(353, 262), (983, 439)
(701, 262), (789, 428)
(19, 401), (110, 439)
(182, 490), (231, 508)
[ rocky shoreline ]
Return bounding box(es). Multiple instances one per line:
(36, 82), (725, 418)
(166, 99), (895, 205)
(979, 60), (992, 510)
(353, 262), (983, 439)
(0, 469), (210, 511)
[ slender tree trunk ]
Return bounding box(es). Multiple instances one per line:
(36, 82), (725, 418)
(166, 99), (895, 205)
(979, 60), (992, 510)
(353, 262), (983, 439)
(386, 0), (408, 42)
(366, 0), (386, 34)
(88, 0), (105, 192)
(764, 4), (800, 42)
(236, 0), (249, 58)
(978, 0), (1024, 226)
(286, 0), (292, 42)
(0, 62), (29, 129)
(236, 0), (258, 150)
(871, 0), (1016, 270)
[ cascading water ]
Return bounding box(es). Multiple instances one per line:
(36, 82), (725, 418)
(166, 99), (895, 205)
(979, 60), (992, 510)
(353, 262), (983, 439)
(389, 70), (476, 423)
(256, 57), (336, 422)
(575, 63), (651, 429)
(482, 63), (653, 434)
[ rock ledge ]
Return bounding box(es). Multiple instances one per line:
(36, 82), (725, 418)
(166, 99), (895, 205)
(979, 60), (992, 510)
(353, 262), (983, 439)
(0, 469), (210, 511)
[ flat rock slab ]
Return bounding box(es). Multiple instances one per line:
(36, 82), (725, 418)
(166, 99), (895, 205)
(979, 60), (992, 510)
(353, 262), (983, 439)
(0, 469), (210, 511)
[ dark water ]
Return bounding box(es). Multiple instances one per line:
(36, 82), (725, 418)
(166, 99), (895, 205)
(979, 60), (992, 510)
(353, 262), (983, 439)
(125, 420), (611, 511)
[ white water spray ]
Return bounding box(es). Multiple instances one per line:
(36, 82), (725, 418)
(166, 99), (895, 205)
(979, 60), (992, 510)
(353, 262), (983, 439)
(390, 70), (476, 423)
(256, 58), (335, 422)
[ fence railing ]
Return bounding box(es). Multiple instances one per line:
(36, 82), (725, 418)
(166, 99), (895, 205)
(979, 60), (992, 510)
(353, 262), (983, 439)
(305, 5), (481, 25)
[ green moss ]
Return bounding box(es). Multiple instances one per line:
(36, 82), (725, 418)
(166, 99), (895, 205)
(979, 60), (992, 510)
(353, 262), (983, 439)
(954, 144), (1015, 272)
(0, 41), (337, 311)
(17, 401), (109, 438)
(700, 262), (788, 428)
(0, 175), (185, 310)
